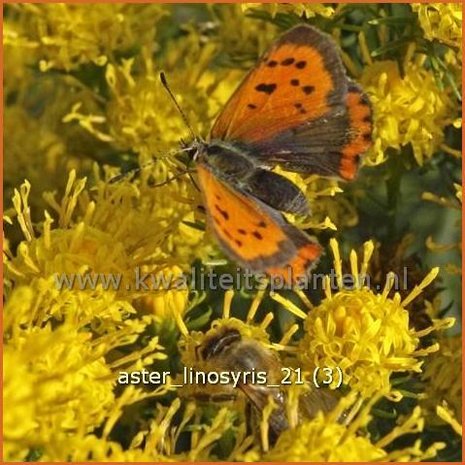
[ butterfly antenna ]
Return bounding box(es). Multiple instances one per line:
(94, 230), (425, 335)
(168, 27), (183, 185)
(160, 71), (197, 141)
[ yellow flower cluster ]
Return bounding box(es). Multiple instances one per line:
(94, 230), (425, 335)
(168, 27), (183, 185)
(360, 58), (458, 165)
(261, 403), (444, 462)
(5, 4), (168, 72)
(3, 281), (170, 461)
(286, 241), (452, 399)
(412, 3), (462, 53)
(243, 3), (335, 19)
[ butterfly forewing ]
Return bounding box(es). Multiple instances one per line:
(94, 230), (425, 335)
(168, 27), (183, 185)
(211, 25), (348, 145)
(210, 25), (372, 181)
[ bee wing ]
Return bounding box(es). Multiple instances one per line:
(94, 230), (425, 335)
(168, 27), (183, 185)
(299, 387), (341, 419)
(239, 383), (289, 439)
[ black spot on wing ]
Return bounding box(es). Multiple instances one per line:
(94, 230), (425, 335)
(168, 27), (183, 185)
(267, 60), (278, 67)
(290, 79), (300, 86)
(215, 204), (229, 220)
(221, 227), (233, 240)
(295, 61), (306, 69)
(294, 102), (307, 114)
(252, 231), (263, 240)
(255, 83), (277, 95)
(247, 103), (257, 109)
(281, 57), (295, 66)
(302, 85), (315, 95)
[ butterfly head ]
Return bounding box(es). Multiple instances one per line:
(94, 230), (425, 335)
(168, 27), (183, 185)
(187, 139), (207, 164)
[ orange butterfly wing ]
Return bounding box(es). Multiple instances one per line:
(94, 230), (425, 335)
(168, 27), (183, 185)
(210, 25), (372, 181)
(196, 163), (321, 283)
(211, 25), (347, 144)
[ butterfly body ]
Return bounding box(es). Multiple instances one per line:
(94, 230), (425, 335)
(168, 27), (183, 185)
(191, 25), (373, 284)
(194, 140), (310, 215)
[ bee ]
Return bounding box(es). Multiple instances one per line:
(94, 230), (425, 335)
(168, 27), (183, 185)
(195, 326), (340, 445)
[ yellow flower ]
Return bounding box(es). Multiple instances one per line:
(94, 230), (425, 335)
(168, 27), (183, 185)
(256, 398), (444, 462)
(47, 434), (176, 462)
(412, 3), (462, 52)
(6, 4), (168, 72)
(3, 282), (169, 461)
(101, 55), (214, 159)
(360, 59), (458, 165)
(5, 168), (212, 300)
(4, 106), (68, 218)
(207, 5), (278, 67)
(41, 399), (189, 461)
(262, 414), (383, 461)
(135, 266), (189, 319)
(422, 335), (462, 424)
(297, 240), (452, 398)
(3, 349), (37, 461)
(61, 23), (246, 161)
(436, 403), (462, 437)
(242, 3), (335, 19)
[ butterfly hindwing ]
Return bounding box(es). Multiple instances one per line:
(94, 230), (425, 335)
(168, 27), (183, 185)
(250, 80), (373, 181)
(196, 163), (321, 282)
(202, 142), (310, 215)
(241, 168), (310, 215)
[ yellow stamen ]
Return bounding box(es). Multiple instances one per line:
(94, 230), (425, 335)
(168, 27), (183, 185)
(223, 289), (234, 319)
(294, 286), (313, 311)
(401, 267), (439, 307)
(360, 241), (375, 285)
(323, 275), (332, 300)
(247, 289), (265, 322)
(270, 292), (307, 319)
(376, 406), (423, 449)
(279, 324), (299, 346)
(439, 143), (462, 158)
(350, 249), (359, 288)
(382, 272), (396, 299)
(260, 312), (274, 330)
(329, 238), (343, 288)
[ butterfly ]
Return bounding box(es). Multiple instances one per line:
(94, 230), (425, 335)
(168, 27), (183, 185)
(190, 24), (372, 285)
